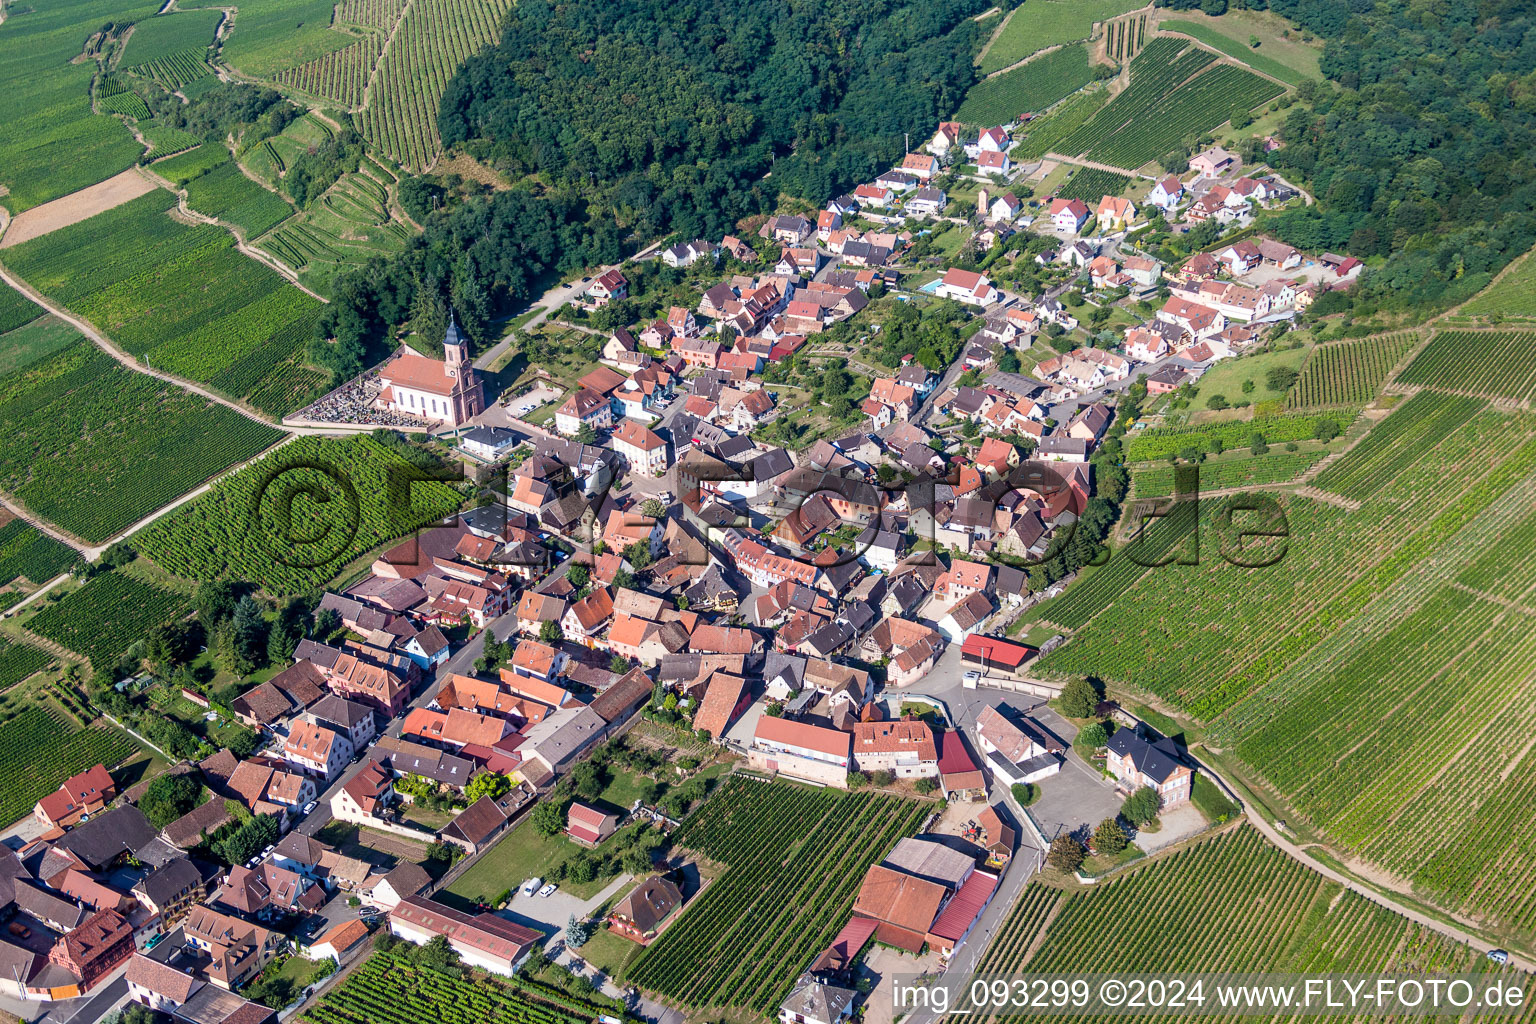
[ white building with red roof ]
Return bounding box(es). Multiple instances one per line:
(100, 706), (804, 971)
(750, 716), (852, 787)
(1049, 198), (1090, 235)
(374, 318), (484, 428)
(934, 268), (996, 307)
(610, 419), (669, 477)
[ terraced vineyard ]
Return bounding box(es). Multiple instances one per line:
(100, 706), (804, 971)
(358, 0), (516, 169)
(276, 33), (385, 107)
(0, 338), (283, 542)
(306, 950), (599, 1024)
(1397, 330), (1536, 403)
(1312, 391), (1482, 502)
(96, 75), (152, 120)
(28, 570), (189, 668)
(258, 170), (411, 296)
(121, 9), (221, 89)
(1056, 167), (1130, 203)
(153, 142), (231, 185)
(1287, 331), (1417, 408)
(977, 826), (1532, 1018)
(0, 704), (138, 826)
(128, 50), (216, 91)
(627, 778), (927, 1014)
(1453, 248), (1536, 323)
(1057, 37), (1283, 168)
(1015, 89), (1111, 160)
(139, 122), (203, 158)
(955, 45), (1091, 125)
(138, 434), (463, 593)
(4, 190), (331, 416)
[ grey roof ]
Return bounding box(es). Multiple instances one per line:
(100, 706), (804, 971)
(781, 973), (857, 1024)
(839, 600), (878, 634)
(523, 706), (608, 772)
(13, 879), (88, 929)
(1037, 436), (1091, 458)
(1106, 723), (1187, 784)
(134, 856), (203, 906)
(309, 694), (374, 730)
(54, 805), (157, 870)
(764, 652), (807, 693)
(994, 565), (1027, 596)
(293, 639), (342, 671)
(748, 447), (795, 482)
(803, 622), (853, 658)
(461, 426), (519, 449)
(882, 836), (977, 889)
(377, 861), (431, 898)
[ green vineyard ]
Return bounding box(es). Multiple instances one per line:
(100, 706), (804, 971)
(1124, 410), (1352, 461)
(96, 75), (151, 120)
(0, 338), (283, 543)
(4, 190), (331, 416)
(184, 162), (296, 238)
(955, 45), (1092, 125)
(1312, 391), (1482, 501)
(28, 570), (189, 669)
(139, 121), (203, 158)
(306, 950), (599, 1024)
(0, 704), (138, 826)
(1287, 331), (1417, 408)
(0, 286), (44, 338)
(1397, 330), (1536, 403)
(358, 0), (515, 169)
(127, 49), (216, 90)
(258, 171), (411, 295)
(627, 778), (927, 1014)
(1055, 166), (1130, 203)
(1057, 37), (1283, 168)
(977, 826), (1531, 1013)
(275, 34), (384, 107)
(138, 435), (464, 594)
(1131, 449), (1326, 497)
(0, 521), (78, 588)
(1013, 89), (1110, 161)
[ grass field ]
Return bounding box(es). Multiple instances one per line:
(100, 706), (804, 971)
(0, 338), (284, 543)
(976, 826), (1531, 1002)
(153, 143), (233, 186)
(1158, 8), (1322, 83)
(979, 0), (1147, 75)
(0, 0), (161, 212)
(0, 318), (82, 378)
(955, 45), (1092, 124)
(1287, 331), (1417, 408)
(4, 190), (331, 416)
(137, 434), (463, 594)
(626, 778), (928, 1014)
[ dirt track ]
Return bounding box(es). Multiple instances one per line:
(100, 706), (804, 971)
(0, 168), (157, 248)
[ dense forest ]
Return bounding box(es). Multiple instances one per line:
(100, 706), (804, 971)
(1257, 0), (1536, 313)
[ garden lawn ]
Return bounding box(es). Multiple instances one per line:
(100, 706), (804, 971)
(1158, 10), (1321, 83)
(447, 817), (615, 902)
(1190, 343), (1310, 411)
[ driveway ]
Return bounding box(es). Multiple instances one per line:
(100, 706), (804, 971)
(1028, 748), (1123, 845)
(500, 873), (633, 943)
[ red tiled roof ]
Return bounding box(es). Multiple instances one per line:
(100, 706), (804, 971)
(928, 870), (997, 942)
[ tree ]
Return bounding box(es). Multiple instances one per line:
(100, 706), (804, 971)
(575, 422), (599, 445)
(1241, 379), (1256, 395)
(622, 845), (654, 875)
(540, 620), (564, 643)
(145, 622), (196, 669)
(566, 914), (594, 947)
(1314, 418), (1341, 442)
(212, 813), (280, 866)
(567, 563), (590, 588)
(531, 800), (566, 837)
(639, 498), (667, 519)
(1058, 676), (1101, 718)
(625, 541), (654, 570)
(1207, 394), (1230, 410)
(1265, 366), (1299, 392)
(998, 350), (1022, 373)
(466, 772), (511, 802)
(194, 580), (240, 628)
(140, 773), (202, 828)
(1047, 834), (1086, 873)
(610, 654), (630, 674)
(415, 935), (458, 971)
(1122, 785), (1162, 827)
(568, 856), (596, 884)
(871, 769), (894, 787)
(612, 568), (637, 590)
(914, 777), (938, 795)
(1250, 434), (1270, 456)
(1077, 721), (1108, 749)
(1093, 818), (1128, 855)
(1011, 782), (1038, 806)
(312, 607), (340, 639)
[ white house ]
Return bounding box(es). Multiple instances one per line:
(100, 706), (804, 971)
(976, 150), (1012, 177)
(1148, 175), (1185, 211)
(934, 268), (997, 306)
(390, 897), (539, 976)
(1049, 198), (1090, 235)
(282, 720), (353, 781)
(459, 425), (520, 461)
(610, 419), (669, 477)
(975, 704), (1063, 786)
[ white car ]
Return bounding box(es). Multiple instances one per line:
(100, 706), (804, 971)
(302, 801), (316, 815)
(538, 883), (557, 898)
(520, 877), (542, 898)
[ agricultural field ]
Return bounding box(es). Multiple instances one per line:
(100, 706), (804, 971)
(1055, 167), (1130, 203)
(1287, 331), (1417, 409)
(3, 190), (332, 416)
(0, 318), (82, 381)
(0, 639), (54, 692)
(153, 143), (231, 186)
(95, 75), (152, 121)
(1131, 449), (1327, 497)
(954, 45), (1091, 125)
(257, 170), (412, 296)
(1124, 409), (1352, 461)
(0, 0), (161, 212)
(627, 778), (928, 1014)
(1102, 10), (1149, 62)
(1453, 248), (1536, 323)
(979, 0), (1147, 75)
(1312, 391), (1483, 502)
(1160, 19), (1306, 85)
(137, 434), (465, 594)
(120, 9), (221, 89)
(0, 701), (139, 827)
(275, 33), (385, 108)
(139, 122), (203, 159)
(977, 826), (1529, 1004)
(1397, 330), (1536, 404)
(0, 521), (79, 588)
(305, 950), (600, 1024)
(1057, 38), (1283, 169)
(358, 0), (516, 170)
(184, 0), (353, 79)
(1037, 393), (1536, 942)
(1013, 89), (1111, 161)
(0, 337), (283, 543)
(27, 569), (189, 668)
(184, 162), (296, 238)
(0, 287), (44, 337)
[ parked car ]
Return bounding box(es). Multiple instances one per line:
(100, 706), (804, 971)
(520, 877), (542, 898)
(302, 801), (316, 815)
(1488, 949), (1510, 965)
(538, 883), (557, 898)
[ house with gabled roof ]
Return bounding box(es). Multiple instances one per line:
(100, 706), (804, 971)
(1106, 722), (1194, 804)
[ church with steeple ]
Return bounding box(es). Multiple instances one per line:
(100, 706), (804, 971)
(374, 315), (485, 428)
